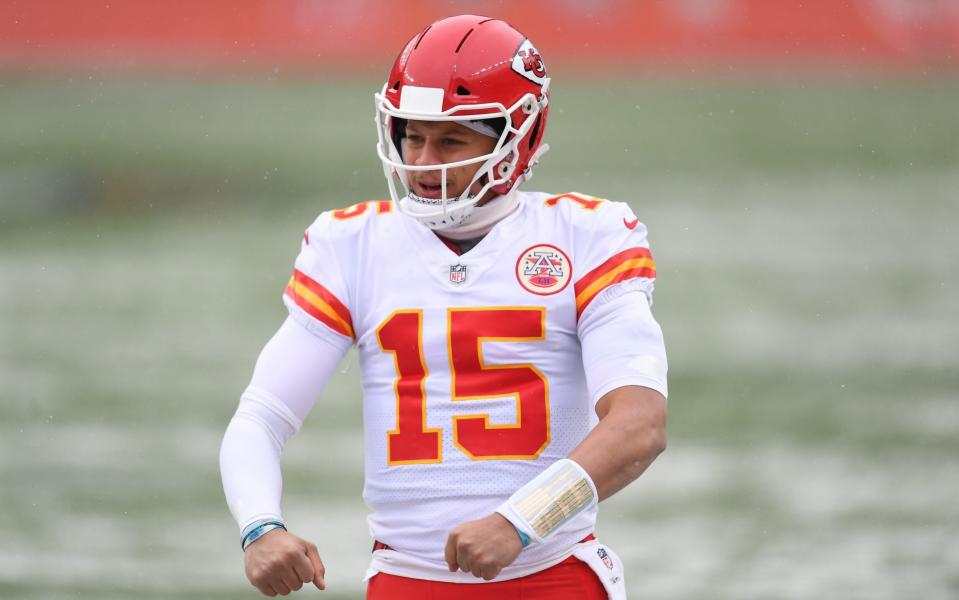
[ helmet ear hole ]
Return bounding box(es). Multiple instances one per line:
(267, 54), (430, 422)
(456, 85), (471, 96)
(528, 114), (543, 150)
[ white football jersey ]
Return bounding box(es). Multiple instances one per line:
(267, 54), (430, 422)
(282, 190), (665, 581)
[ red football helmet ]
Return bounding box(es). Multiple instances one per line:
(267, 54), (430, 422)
(374, 15), (551, 230)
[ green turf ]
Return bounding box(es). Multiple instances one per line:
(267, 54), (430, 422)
(1, 73), (957, 599)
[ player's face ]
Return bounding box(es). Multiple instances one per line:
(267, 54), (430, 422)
(402, 120), (498, 203)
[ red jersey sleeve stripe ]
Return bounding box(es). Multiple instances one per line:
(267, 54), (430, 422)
(574, 247), (653, 297)
(284, 283), (354, 339)
(574, 248), (656, 319)
(284, 270), (355, 339)
(292, 269), (352, 326)
(575, 262), (656, 319)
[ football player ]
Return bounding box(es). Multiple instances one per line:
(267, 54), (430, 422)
(220, 14), (668, 599)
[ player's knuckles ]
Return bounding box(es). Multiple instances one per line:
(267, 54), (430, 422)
(247, 566), (270, 584)
(265, 551), (299, 570)
(249, 562), (287, 586)
(478, 554), (502, 570)
(462, 542), (491, 560)
(456, 536), (481, 553)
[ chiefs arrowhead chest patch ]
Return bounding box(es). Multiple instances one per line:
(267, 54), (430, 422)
(515, 244), (572, 295)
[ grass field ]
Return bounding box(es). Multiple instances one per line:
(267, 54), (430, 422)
(1, 73), (957, 599)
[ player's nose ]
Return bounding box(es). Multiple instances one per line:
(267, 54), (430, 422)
(410, 140), (443, 166)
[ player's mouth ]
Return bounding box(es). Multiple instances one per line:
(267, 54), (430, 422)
(413, 179), (449, 199)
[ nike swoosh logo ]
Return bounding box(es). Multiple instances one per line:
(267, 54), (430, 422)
(624, 217), (640, 230)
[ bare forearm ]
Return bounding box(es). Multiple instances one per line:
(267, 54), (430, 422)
(569, 385), (667, 500)
(445, 388), (666, 581)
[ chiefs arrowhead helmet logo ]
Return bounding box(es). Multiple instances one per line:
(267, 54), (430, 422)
(511, 39), (548, 86)
(519, 49), (546, 78)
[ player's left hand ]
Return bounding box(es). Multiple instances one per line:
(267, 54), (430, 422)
(444, 513), (524, 581)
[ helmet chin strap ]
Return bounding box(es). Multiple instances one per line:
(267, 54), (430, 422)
(432, 190), (520, 240)
(399, 191), (476, 230)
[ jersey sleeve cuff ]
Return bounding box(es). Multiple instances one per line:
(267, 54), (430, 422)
(590, 376), (668, 406)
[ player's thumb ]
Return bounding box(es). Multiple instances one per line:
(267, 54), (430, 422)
(306, 543), (326, 590)
(443, 534), (459, 572)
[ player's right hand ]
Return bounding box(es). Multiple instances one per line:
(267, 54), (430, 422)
(243, 528), (326, 596)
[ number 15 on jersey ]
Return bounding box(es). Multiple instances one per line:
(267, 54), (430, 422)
(376, 307), (551, 465)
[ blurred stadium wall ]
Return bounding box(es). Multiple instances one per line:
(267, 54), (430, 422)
(3, 0), (955, 217)
(2, 0), (958, 72)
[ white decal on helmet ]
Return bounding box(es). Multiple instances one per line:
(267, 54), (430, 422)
(399, 86), (445, 113)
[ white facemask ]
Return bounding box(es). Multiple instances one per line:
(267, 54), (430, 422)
(373, 81), (550, 231)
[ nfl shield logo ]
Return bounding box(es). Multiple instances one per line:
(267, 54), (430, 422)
(597, 547), (614, 570)
(449, 264), (467, 285)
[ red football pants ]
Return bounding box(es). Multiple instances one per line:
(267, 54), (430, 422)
(366, 555), (608, 600)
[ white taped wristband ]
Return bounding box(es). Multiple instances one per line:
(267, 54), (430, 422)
(496, 458), (598, 545)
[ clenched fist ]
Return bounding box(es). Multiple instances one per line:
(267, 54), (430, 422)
(444, 513), (524, 581)
(244, 528), (326, 596)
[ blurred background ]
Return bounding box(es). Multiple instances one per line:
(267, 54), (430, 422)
(1, 1), (957, 598)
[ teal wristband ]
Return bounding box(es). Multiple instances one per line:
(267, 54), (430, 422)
(241, 519), (286, 551)
(511, 523), (531, 548)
